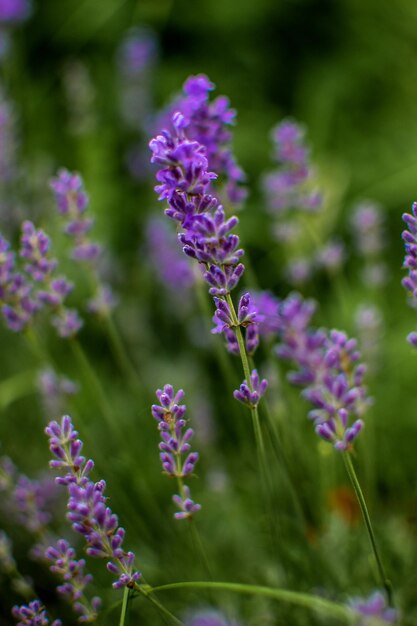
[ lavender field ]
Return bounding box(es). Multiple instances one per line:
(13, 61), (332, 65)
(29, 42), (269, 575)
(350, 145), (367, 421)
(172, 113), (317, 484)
(1, 1), (417, 625)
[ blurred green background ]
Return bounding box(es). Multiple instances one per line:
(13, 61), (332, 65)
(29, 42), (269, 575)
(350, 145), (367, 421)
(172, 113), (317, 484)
(1, 0), (417, 624)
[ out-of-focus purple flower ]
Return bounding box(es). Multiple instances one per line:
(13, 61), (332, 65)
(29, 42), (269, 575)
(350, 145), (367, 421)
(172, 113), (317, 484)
(38, 368), (79, 417)
(352, 201), (385, 257)
(355, 304), (383, 369)
(13, 475), (58, 534)
(86, 284), (118, 316)
(285, 257), (313, 285)
(275, 294), (369, 450)
(155, 74), (246, 206)
(248, 291), (280, 335)
(45, 539), (101, 623)
(51, 308), (83, 339)
(185, 610), (240, 626)
(20, 221), (57, 282)
(146, 217), (194, 299)
(263, 119), (322, 215)
(50, 170), (88, 217)
(234, 369), (268, 408)
(152, 385), (201, 519)
(349, 591), (398, 625)
(0, 0), (31, 23)
(12, 600), (61, 626)
(118, 26), (157, 78)
(315, 240), (345, 273)
(45, 416), (140, 589)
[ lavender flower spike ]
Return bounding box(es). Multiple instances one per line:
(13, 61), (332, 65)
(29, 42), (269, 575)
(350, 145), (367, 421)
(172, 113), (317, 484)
(349, 591), (398, 625)
(12, 600), (61, 626)
(234, 369), (268, 408)
(45, 539), (101, 623)
(152, 385), (201, 519)
(45, 416), (141, 589)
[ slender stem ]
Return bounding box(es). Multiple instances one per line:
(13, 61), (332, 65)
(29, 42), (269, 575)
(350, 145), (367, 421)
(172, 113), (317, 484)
(137, 586), (185, 625)
(70, 338), (119, 439)
(148, 581), (352, 623)
(343, 452), (393, 605)
(119, 587), (130, 626)
(103, 315), (143, 393)
(225, 293), (265, 461)
(189, 518), (214, 580)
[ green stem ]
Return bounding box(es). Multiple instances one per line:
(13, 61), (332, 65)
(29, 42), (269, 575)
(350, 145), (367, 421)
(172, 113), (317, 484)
(343, 452), (393, 605)
(189, 517), (214, 580)
(119, 587), (130, 626)
(70, 338), (119, 439)
(225, 294), (265, 462)
(103, 315), (143, 393)
(138, 586), (185, 625)
(149, 581), (352, 623)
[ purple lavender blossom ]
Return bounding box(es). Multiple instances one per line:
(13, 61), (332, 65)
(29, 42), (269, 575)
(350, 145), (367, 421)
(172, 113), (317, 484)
(0, 0), (31, 23)
(117, 27), (157, 77)
(152, 385), (201, 518)
(315, 240), (345, 273)
(401, 201), (417, 346)
(211, 293), (259, 333)
(86, 284), (118, 316)
(38, 368), (79, 417)
(233, 369), (268, 408)
(155, 74), (246, 205)
(45, 539), (101, 623)
(20, 221), (57, 281)
(275, 294), (369, 450)
(45, 416), (140, 589)
(146, 217), (194, 299)
(12, 600), (61, 626)
(352, 201), (385, 257)
(349, 591), (398, 625)
(51, 308), (83, 339)
(185, 610), (240, 626)
(263, 119), (322, 216)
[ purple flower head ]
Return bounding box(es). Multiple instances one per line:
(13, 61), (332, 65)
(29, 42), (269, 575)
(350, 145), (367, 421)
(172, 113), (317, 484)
(352, 200), (385, 257)
(0, 0), (31, 24)
(203, 263), (244, 296)
(233, 369), (268, 408)
(315, 240), (345, 273)
(50, 169), (89, 217)
(152, 385), (201, 518)
(285, 258), (313, 285)
(45, 539), (101, 623)
(146, 218), (194, 298)
(45, 416), (141, 589)
(349, 591), (398, 625)
(117, 26), (157, 77)
(86, 284), (118, 317)
(37, 276), (74, 308)
(263, 119), (322, 215)
(20, 221), (57, 282)
(173, 485), (202, 520)
(402, 203), (417, 334)
(52, 308), (83, 338)
(155, 74), (246, 205)
(248, 291), (280, 335)
(38, 368), (79, 416)
(12, 600), (61, 626)
(185, 610), (240, 626)
(212, 293), (260, 334)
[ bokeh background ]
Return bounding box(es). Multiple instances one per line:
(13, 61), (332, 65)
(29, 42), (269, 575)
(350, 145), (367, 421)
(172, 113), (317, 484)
(1, 0), (417, 624)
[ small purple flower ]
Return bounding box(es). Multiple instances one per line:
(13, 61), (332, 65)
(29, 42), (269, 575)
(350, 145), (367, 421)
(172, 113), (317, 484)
(352, 201), (385, 257)
(45, 416), (140, 589)
(12, 600), (61, 626)
(185, 609), (240, 626)
(152, 385), (201, 518)
(52, 308), (83, 338)
(233, 369), (268, 408)
(349, 591), (398, 625)
(173, 486), (202, 520)
(38, 368), (79, 417)
(20, 222), (57, 282)
(50, 170), (88, 217)
(45, 539), (101, 623)
(86, 284), (118, 316)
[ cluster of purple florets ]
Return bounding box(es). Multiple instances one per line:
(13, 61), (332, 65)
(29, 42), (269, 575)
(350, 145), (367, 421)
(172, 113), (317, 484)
(0, 222), (80, 335)
(401, 201), (417, 347)
(152, 385), (201, 519)
(275, 293), (368, 450)
(45, 416), (140, 589)
(49, 169), (117, 317)
(156, 74), (246, 206)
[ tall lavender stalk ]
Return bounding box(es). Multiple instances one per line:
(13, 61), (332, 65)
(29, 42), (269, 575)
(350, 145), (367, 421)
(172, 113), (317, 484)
(149, 108), (266, 463)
